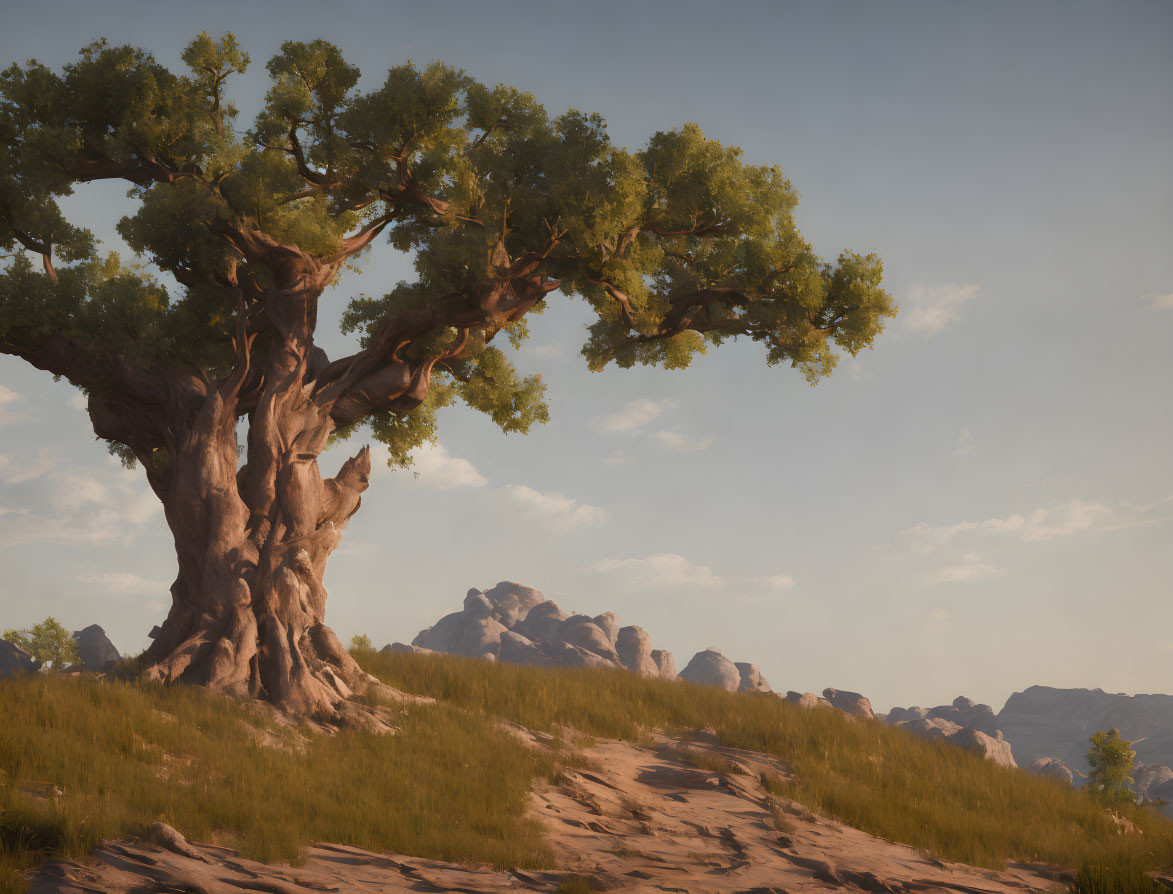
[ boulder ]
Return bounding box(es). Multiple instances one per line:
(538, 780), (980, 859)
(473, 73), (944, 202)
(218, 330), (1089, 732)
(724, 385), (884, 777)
(403, 582), (680, 675)
(498, 631), (554, 668)
(458, 617), (509, 657)
(895, 716), (1017, 767)
(481, 581), (546, 627)
(679, 649), (741, 692)
(382, 642), (436, 656)
(512, 600), (567, 642)
(735, 662), (772, 693)
(0, 639), (39, 677)
(785, 691), (821, 710)
(72, 624), (120, 672)
(1133, 763), (1173, 817)
(462, 590), (493, 619)
(411, 600), (508, 657)
(1026, 757), (1075, 786)
(925, 696), (1000, 736)
(412, 610), (470, 653)
(557, 615), (621, 664)
(593, 612), (621, 646)
(896, 716), (963, 741)
(549, 640), (618, 669)
(651, 649), (677, 680)
(822, 688), (875, 719)
(616, 626), (659, 677)
(952, 727), (1016, 768)
(886, 705), (928, 725)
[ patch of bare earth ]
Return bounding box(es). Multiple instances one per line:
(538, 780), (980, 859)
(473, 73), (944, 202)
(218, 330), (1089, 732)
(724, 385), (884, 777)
(28, 731), (1069, 893)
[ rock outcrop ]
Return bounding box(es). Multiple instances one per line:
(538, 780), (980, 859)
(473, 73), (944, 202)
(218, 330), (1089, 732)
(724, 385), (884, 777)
(1025, 757), (1076, 786)
(399, 582), (677, 678)
(1133, 763), (1173, 818)
(996, 685), (1173, 776)
(615, 626), (659, 677)
(677, 649), (772, 693)
(678, 649), (741, 691)
(736, 662), (772, 693)
(651, 648), (676, 680)
(822, 688), (875, 719)
(951, 727), (1017, 768)
(885, 694), (1016, 766)
(0, 639), (39, 677)
(890, 714), (1017, 767)
(72, 624), (121, 672)
(784, 691), (831, 710)
(887, 696), (998, 735)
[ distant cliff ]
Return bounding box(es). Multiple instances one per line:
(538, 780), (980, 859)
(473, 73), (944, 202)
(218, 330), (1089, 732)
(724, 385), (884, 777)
(996, 685), (1173, 774)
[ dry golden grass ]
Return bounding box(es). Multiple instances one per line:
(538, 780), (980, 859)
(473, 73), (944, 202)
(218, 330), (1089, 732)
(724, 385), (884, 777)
(3, 649), (1171, 894)
(0, 673), (555, 893)
(359, 649), (1173, 874)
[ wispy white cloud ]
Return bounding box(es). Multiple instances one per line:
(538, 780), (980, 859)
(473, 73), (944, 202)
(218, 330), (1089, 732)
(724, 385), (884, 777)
(0, 505), (28, 516)
(595, 398), (676, 433)
(0, 464), (161, 547)
(902, 499), (1117, 550)
(654, 430), (715, 452)
(953, 426), (975, 456)
(371, 442), (487, 490)
(77, 571), (170, 597)
(0, 385), (26, 424)
(77, 571), (170, 612)
(586, 553), (722, 589)
(904, 283), (980, 337)
(0, 447), (58, 484)
(1144, 291), (1173, 313)
(889, 497), (1172, 585)
(408, 443), (487, 490)
(759, 573), (797, 590)
(532, 344), (563, 358)
(603, 450), (634, 466)
(929, 560), (1003, 584)
(69, 392), (88, 411)
(505, 485), (607, 529)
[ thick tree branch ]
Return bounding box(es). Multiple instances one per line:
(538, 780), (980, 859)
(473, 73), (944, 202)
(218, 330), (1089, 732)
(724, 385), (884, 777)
(69, 147), (205, 187)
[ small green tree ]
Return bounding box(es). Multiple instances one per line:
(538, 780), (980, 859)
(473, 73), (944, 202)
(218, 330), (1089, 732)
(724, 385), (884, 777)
(348, 634), (374, 655)
(1, 617), (80, 670)
(1087, 727), (1136, 809)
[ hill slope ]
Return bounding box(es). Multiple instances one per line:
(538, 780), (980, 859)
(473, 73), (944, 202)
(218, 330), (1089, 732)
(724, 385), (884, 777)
(3, 655), (1173, 893)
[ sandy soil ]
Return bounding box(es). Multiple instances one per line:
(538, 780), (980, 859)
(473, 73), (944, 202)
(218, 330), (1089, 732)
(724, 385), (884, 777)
(27, 730), (1070, 893)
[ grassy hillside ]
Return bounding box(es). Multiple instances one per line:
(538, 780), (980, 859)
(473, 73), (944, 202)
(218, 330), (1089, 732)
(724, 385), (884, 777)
(0, 673), (556, 894)
(1, 651), (1171, 894)
(357, 650), (1173, 875)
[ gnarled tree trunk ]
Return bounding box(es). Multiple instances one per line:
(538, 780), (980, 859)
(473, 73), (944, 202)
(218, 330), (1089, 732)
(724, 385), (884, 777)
(135, 262), (385, 720)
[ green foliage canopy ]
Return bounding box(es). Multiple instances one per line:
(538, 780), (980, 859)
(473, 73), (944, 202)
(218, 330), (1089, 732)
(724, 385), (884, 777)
(2, 616), (80, 669)
(1087, 727), (1136, 809)
(0, 33), (895, 468)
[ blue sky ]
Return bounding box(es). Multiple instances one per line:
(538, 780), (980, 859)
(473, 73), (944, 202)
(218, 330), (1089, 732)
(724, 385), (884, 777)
(0, 0), (1170, 711)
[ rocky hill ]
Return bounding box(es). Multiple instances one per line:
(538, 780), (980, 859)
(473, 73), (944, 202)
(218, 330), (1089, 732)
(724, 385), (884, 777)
(996, 685), (1173, 775)
(388, 581), (773, 692)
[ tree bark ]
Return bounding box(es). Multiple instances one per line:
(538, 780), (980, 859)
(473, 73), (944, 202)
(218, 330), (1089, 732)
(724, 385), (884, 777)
(138, 265), (382, 720)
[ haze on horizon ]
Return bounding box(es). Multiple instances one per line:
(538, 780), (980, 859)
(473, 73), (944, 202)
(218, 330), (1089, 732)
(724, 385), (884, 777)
(0, 0), (1169, 713)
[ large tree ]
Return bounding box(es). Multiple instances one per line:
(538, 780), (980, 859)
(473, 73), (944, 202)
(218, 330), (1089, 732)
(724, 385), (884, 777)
(0, 34), (895, 718)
